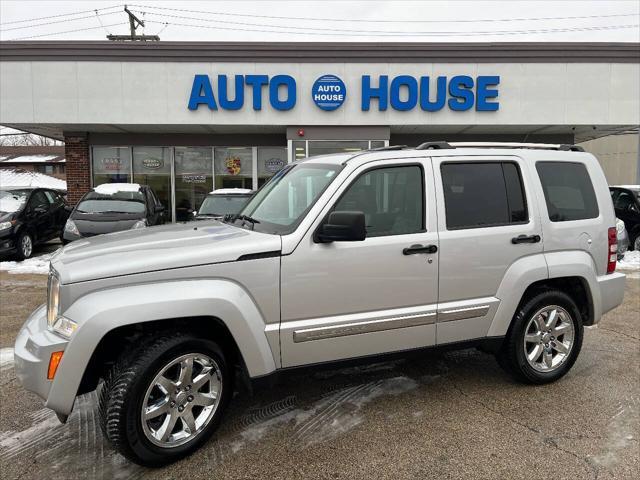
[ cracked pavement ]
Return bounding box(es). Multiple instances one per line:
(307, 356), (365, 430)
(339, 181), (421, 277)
(0, 272), (638, 480)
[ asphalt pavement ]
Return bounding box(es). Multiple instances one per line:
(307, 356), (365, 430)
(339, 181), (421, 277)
(0, 271), (638, 480)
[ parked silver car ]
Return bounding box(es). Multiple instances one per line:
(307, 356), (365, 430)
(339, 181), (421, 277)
(14, 142), (626, 466)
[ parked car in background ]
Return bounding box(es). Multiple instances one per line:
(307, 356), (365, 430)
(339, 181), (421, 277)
(616, 218), (629, 260)
(63, 183), (165, 243)
(0, 187), (69, 259)
(610, 185), (640, 250)
(193, 188), (254, 221)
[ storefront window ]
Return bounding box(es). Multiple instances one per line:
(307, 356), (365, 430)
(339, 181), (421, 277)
(308, 140), (369, 157)
(132, 147), (172, 218)
(214, 147), (253, 190)
(92, 147), (131, 186)
(257, 147), (287, 188)
(174, 147), (213, 222)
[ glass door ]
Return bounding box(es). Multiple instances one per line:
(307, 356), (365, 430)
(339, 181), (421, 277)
(174, 147), (213, 222)
(133, 147), (172, 220)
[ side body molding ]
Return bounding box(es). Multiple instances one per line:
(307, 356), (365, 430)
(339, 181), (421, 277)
(46, 280), (277, 415)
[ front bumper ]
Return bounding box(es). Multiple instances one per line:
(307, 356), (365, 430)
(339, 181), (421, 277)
(14, 304), (69, 411)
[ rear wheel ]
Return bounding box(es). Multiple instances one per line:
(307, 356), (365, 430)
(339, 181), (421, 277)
(99, 332), (230, 467)
(15, 231), (33, 260)
(497, 290), (583, 384)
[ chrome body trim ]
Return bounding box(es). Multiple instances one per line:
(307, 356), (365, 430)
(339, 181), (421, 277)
(438, 305), (491, 323)
(293, 311), (436, 343)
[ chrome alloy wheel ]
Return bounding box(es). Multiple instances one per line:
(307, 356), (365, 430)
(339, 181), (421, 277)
(141, 353), (222, 448)
(523, 305), (575, 373)
(20, 234), (33, 258)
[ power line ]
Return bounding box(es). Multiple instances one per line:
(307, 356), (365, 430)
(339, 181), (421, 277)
(0, 11), (121, 33)
(128, 4), (639, 24)
(6, 22), (128, 41)
(142, 19), (639, 38)
(135, 9), (640, 36)
(0, 4), (123, 26)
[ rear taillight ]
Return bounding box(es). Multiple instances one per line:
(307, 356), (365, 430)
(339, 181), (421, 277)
(607, 227), (617, 274)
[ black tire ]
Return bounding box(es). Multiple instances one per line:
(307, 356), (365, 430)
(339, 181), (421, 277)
(98, 332), (231, 467)
(497, 290), (583, 384)
(15, 231), (33, 260)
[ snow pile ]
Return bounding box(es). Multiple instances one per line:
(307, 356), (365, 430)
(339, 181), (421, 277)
(94, 183), (141, 195)
(617, 250), (640, 271)
(0, 249), (59, 275)
(0, 169), (66, 190)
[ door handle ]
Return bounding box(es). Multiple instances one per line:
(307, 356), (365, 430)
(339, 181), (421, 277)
(403, 244), (438, 255)
(511, 234), (541, 244)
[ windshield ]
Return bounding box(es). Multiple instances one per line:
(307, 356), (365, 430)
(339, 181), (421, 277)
(235, 163), (341, 234)
(77, 191), (146, 214)
(0, 189), (29, 213)
(199, 195), (251, 216)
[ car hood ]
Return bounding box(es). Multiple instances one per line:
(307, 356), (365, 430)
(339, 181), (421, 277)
(51, 221), (281, 284)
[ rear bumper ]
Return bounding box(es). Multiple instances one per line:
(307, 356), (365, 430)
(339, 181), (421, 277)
(596, 272), (626, 320)
(14, 304), (69, 413)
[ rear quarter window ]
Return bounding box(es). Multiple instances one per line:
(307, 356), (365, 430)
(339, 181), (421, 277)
(536, 162), (599, 222)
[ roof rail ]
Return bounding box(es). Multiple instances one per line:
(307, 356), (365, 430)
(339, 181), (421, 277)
(448, 142), (585, 151)
(370, 145), (408, 151)
(415, 141), (454, 150)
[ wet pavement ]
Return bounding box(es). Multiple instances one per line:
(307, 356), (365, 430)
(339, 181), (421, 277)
(0, 272), (638, 480)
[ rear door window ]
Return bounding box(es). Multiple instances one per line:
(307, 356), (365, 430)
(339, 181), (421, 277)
(536, 162), (599, 222)
(441, 162), (528, 230)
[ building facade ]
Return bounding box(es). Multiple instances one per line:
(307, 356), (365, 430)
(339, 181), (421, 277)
(0, 145), (66, 180)
(1, 41), (638, 221)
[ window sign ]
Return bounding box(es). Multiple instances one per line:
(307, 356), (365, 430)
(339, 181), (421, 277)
(214, 147), (252, 190)
(92, 147), (131, 186)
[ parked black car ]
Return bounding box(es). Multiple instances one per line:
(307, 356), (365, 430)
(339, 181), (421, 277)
(193, 188), (254, 221)
(0, 187), (69, 259)
(610, 185), (640, 251)
(63, 183), (165, 243)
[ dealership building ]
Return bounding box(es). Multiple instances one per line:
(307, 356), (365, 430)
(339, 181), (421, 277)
(0, 41), (638, 221)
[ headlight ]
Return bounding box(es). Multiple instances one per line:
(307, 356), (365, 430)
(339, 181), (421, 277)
(64, 219), (80, 236)
(47, 271), (60, 328)
(132, 220), (147, 229)
(0, 221), (13, 231)
(47, 270), (77, 338)
(616, 218), (625, 234)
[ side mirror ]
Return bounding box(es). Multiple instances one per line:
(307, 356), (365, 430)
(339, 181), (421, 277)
(33, 206), (48, 215)
(155, 205), (165, 214)
(315, 211), (366, 243)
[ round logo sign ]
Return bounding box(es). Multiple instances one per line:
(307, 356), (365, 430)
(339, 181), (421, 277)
(311, 74), (346, 111)
(264, 158), (285, 173)
(142, 157), (163, 169)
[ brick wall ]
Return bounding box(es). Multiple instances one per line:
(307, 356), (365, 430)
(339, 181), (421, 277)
(64, 133), (91, 205)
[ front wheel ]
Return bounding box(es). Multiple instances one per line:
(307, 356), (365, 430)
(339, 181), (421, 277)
(497, 290), (583, 384)
(15, 231), (33, 260)
(99, 333), (230, 466)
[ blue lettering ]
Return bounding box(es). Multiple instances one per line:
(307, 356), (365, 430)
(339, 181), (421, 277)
(245, 74), (269, 110)
(362, 75), (388, 111)
(390, 75), (418, 111)
(218, 75), (244, 110)
(188, 74), (217, 110)
(448, 75), (475, 111)
(419, 76), (447, 112)
(269, 75), (296, 110)
(476, 75), (500, 111)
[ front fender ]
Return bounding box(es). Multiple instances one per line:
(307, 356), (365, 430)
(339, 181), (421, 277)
(46, 279), (278, 415)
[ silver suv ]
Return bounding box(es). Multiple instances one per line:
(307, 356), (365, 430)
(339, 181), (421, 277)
(14, 142), (626, 466)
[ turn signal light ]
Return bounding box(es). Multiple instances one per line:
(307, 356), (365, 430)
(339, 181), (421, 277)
(47, 351), (64, 380)
(607, 227), (617, 274)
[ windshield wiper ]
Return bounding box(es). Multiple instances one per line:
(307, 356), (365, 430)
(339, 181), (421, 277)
(226, 214), (260, 230)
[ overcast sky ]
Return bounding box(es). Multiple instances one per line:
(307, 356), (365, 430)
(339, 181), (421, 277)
(0, 0), (638, 42)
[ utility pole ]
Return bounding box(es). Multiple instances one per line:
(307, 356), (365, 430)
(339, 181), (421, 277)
(107, 5), (160, 41)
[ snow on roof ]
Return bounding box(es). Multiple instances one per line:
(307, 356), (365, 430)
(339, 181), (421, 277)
(94, 183), (141, 195)
(209, 188), (253, 195)
(3, 155), (61, 163)
(0, 169), (66, 190)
